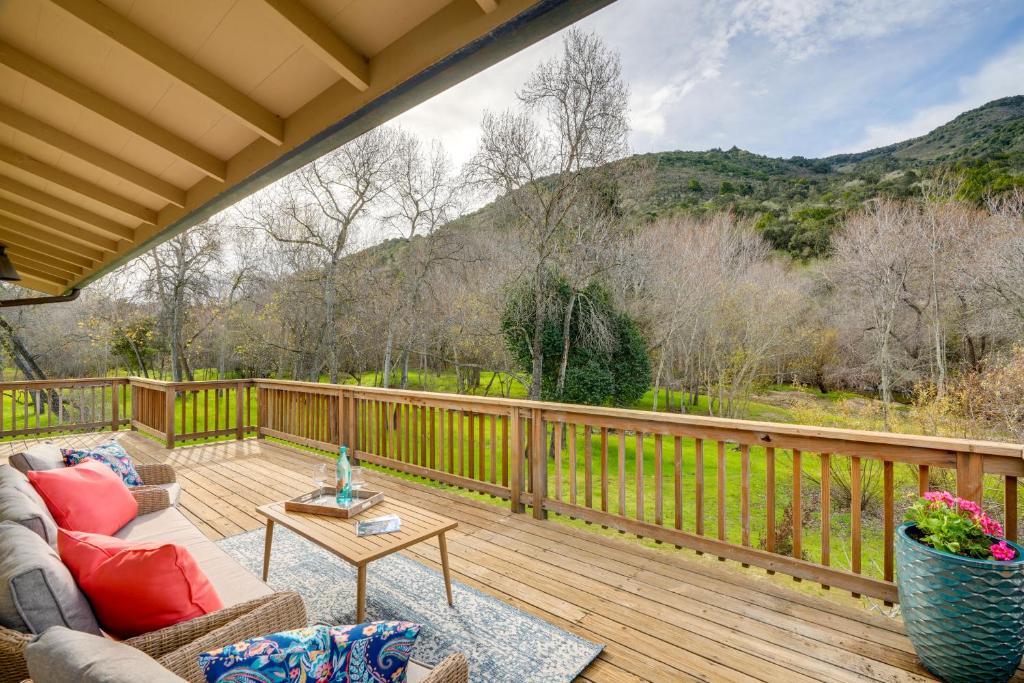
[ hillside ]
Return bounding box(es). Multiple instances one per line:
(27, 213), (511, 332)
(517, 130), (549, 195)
(630, 96), (1024, 257)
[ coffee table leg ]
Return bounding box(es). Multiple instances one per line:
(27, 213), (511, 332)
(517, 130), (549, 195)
(439, 531), (453, 606)
(262, 520), (274, 581)
(356, 564), (367, 622)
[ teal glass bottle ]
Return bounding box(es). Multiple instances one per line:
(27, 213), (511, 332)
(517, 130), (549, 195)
(335, 445), (352, 506)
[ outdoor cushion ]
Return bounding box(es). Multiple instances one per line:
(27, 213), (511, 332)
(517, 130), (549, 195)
(0, 522), (100, 635)
(26, 626), (187, 683)
(62, 442), (144, 487)
(115, 507), (272, 607)
(58, 529), (224, 639)
(158, 481), (182, 507)
(0, 482), (58, 546)
(28, 460), (138, 535)
(16, 444), (64, 472)
(198, 621), (421, 683)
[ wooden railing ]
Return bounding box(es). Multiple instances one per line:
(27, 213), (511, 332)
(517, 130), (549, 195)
(0, 378), (129, 438)
(130, 378), (256, 447)
(245, 380), (1024, 604)
(3, 376), (1022, 603)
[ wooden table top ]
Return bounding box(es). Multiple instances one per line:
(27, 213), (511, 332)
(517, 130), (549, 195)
(257, 494), (457, 566)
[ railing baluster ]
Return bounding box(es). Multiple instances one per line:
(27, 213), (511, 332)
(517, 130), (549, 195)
(918, 464), (929, 496)
(477, 412), (485, 481)
(820, 452), (831, 589)
(717, 441), (726, 559)
(501, 414), (509, 487)
(792, 449), (802, 566)
(740, 444), (750, 550)
(883, 459), (895, 598)
(1006, 476), (1018, 543)
(553, 421), (563, 501)
(694, 438), (704, 540)
(851, 456), (862, 583)
(673, 435), (683, 532)
(617, 430), (626, 516)
(447, 410), (455, 474)
(655, 433), (664, 530)
(635, 431), (645, 524)
(765, 447), (776, 558)
(568, 422), (577, 504)
(430, 407), (437, 471)
(596, 426), (605, 512)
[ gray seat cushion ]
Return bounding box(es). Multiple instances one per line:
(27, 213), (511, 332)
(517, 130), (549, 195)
(115, 508), (272, 607)
(0, 522), (100, 635)
(26, 626), (187, 682)
(159, 482), (182, 507)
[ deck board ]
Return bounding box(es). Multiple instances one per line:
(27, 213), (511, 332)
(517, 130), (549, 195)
(0, 432), (980, 682)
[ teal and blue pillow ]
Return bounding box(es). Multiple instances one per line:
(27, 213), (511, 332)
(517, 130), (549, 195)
(61, 442), (144, 487)
(197, 621), (420, 683)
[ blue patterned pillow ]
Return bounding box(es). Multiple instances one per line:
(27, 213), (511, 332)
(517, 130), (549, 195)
(197, 621), (420, 683)
(61, 442), (143, 487)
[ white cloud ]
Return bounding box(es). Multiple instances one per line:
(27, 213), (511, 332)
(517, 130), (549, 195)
(841, 39), (1024, 152)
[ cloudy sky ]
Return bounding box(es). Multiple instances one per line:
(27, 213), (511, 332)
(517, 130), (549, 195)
(395, 0), (1024, 167)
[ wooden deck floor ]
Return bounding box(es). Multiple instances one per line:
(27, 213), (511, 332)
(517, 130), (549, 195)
(1, 432), (959, 683)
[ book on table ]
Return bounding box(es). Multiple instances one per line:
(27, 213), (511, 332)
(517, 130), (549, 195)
(356, 514), (401, 536)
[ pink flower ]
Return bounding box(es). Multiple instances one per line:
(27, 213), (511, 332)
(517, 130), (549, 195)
(955, 498), (982, 516)
(976, 514), (1004, 538)
(991, 541), (1016, 561)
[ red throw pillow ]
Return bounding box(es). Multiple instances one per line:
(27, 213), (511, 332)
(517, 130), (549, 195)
(28, 460), (137, 534)
(58, 529), (223, 638)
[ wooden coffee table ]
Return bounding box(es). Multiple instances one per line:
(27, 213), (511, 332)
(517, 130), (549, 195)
(257, 497), (458, 622)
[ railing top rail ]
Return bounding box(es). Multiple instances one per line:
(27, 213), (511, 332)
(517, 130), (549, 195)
(244, 377), (1024, 461)
(128, 377), (251, 390)
(0, 377), (128, 389)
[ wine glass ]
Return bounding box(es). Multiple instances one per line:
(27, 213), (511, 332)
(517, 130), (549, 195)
(350, 466), (365, 495)
(312, 463), (329, 493)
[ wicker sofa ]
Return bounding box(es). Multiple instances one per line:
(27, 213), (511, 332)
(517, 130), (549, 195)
(1, 444), (468, 683)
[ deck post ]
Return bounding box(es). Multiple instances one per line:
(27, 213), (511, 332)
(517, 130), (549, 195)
(530, 407), (547, 520)
(256, 386), (265, 439)
(956, 451), (984, 505)
(164, 385), (176, 449)
(509, 407), (524, 514)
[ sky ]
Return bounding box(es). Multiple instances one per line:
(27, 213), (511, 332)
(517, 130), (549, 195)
(394, 0), (1024, 167)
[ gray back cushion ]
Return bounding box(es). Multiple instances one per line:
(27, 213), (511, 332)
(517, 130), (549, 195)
(20, 444), (65, 471)
(27, 626), (187, 682)
(0, 522), (100, 635)
(0, 486), (58, 546)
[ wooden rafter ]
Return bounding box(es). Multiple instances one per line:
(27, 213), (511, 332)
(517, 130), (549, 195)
(0, 197), (120, 253)
(0, 144), (157, 225)
(0, 102), (186, 207)
(260, 0), (370, 91)
(0, 176), (135, 242)
(0, 221), (99, 267)
(46, 0), (285, 145)
(7, 250), (81, 280)
(6, 262), (68, 287)
(0, 42), (227, 182)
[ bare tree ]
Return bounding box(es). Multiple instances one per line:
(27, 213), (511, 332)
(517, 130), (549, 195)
(468, 28), (630, 399)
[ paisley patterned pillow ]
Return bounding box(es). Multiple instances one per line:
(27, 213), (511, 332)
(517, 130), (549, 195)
(197, 621), (420, 683)
(61, 442), (144, 487)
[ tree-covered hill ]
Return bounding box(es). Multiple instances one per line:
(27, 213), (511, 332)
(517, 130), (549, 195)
(622, 96), (1024, 258)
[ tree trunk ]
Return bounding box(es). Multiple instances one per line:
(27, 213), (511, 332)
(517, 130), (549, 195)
(382, 327), (395, 389)
(555, 293), (577, 399)
(529, 278), (545, 400)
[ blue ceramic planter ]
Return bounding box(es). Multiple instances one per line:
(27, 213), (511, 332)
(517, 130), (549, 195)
(896, 523), (1024, 683)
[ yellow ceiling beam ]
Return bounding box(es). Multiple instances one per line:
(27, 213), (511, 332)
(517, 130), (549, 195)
(260, 0), (370, 91)
(474, 0), (500, 13)
(0, 144), (157, 225)
(7, 262), (69, 288)
(0, 221), (98, 268)
(0, 176), (135, 242)
(7, 250), (82, 280)
(5, 273), (64, 296)
(0, 196), (120, 253)
(0, 102), (186, 207)
(47, 0), (285, 145)
(0, 42), (227, 182)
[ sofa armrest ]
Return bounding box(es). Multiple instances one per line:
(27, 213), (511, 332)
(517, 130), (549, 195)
(128, 592), (307, 683)
(131, 485), (173, 515)
(0, 627), (31, 683)
(421, 653), (469, 683)
(136, 463), (176, 486)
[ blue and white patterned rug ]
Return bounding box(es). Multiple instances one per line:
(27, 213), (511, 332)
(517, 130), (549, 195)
(217, 526), (603, 683)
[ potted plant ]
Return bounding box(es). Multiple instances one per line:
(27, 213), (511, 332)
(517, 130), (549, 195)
(896, 491), (1024, 683)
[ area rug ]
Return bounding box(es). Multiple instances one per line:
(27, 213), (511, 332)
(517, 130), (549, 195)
(217, 526), (603, 683)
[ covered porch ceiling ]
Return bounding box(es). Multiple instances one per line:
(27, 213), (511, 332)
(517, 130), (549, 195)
(0, 0), (610, 295)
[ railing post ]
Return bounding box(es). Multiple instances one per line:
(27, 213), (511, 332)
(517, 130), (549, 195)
(256, 385), (265, 439)
(509, 407), (524, 514)
(235, 381), (244, 440)
(110, 380), (119, 433)
(956, 451), (984, 505)
(164, 385), (176, 449)
(529, 407), (547, 520)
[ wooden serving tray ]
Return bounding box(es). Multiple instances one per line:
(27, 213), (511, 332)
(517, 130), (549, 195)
(284, 487), (384, 518)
